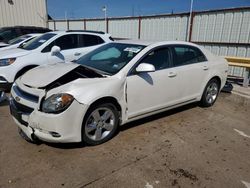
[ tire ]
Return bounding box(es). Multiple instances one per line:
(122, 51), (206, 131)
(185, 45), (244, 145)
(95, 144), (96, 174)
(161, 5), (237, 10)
(82, 103), (119, 146)
(200, 78), (220, 107)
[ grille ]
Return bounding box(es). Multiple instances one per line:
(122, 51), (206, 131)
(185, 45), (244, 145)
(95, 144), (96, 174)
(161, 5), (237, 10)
(12, 99), (34, 114)
(13, 85), (39, 103)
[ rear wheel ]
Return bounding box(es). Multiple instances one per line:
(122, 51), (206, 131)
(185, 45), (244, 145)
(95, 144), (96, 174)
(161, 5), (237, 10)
(82, 103), (119, 145)
(200, 79), (220, 107)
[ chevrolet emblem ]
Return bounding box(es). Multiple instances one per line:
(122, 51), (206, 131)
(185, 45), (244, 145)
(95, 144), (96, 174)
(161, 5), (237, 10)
(15, 96), (21, 102)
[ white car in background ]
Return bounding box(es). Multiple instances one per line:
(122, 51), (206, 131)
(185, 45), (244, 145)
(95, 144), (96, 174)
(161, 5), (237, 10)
(0, 34), (42, 52)
(10, 41), (228, 145)
(0, 31), (113, 91)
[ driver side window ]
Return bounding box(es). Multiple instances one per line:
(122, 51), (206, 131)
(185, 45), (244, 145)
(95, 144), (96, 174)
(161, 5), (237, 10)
(133, 47), (170, 74)
(42, 34), (78, 53)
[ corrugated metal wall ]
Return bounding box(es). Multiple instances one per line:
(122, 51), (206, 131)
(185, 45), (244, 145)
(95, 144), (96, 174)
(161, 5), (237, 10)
(86, 20), (106, 32)
(109, 19), (138, 39)
(55, 21), (67, 30)
(48, 7), (250, 60)
(140, 16), (189, 41)
(192, 11), (250, 43)
(0, 0), (47, 27)
(69, 21), (84, 30)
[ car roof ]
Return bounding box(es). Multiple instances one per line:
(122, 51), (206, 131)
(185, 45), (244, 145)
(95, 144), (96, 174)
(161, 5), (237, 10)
(24, 33), (43, 37)
(49, 30), (110, 36)
(116, 40), (201, 48)
(116, 40), (155, 46)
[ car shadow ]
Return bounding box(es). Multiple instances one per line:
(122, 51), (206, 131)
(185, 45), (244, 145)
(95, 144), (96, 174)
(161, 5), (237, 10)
(44, 102), (199, 149)
(44, 141), (86, 149)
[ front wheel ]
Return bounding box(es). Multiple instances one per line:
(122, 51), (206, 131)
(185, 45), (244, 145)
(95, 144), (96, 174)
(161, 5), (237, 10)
(82, 103), (119, 146)
(200, 79), (220, 107)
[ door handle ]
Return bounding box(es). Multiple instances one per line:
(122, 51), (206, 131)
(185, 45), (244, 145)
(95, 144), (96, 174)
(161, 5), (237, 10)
(168, 72), (177, 77)
(203, 65), (209, 70)
(74, 52), (81, 56)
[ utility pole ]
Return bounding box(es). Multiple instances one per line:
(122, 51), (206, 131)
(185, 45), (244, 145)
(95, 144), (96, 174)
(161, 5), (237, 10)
(65, 10), (67, 21)
(102, 6), (107, 33)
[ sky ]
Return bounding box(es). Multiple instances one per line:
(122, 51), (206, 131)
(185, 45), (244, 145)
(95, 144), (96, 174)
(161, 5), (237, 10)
(47, 0), (250, 19)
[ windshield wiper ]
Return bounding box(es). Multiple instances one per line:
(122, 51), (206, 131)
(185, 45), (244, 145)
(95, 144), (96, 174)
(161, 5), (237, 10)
(79, 64), (112, 76)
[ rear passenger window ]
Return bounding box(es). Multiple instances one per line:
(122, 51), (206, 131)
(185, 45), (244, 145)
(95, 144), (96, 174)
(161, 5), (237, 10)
(172, 45), (207, 67)
(79, 34), (104, 47)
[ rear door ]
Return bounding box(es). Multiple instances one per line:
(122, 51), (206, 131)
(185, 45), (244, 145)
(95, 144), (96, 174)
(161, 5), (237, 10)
(77, 34), (105, 57)
(169, 45), (209, 101)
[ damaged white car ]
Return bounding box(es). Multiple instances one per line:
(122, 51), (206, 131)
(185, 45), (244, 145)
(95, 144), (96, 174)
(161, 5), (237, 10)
(10, 41), (228, 145)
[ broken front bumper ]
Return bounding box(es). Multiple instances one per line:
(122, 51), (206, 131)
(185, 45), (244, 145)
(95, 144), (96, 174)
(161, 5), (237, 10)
(9, 97), (88, 143)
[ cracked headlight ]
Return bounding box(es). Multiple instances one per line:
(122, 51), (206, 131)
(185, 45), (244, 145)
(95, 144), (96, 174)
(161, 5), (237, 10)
(0, 58), (16, 66)
(42, 93), (74, 113)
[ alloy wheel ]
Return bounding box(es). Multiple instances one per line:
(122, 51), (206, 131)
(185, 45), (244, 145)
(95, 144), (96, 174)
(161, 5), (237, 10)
(85, 107), (116, 141)
(205, 82), (218, 104)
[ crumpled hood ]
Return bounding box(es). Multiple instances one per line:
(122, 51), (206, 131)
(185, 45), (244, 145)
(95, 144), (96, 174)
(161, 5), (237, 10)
(0, 48), (31, 59)
(46, 75), (124, 105)
(20, 63), (80, 88)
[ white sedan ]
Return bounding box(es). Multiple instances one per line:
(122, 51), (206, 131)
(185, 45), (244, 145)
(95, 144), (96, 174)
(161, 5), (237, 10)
(10, 40), (228, 145)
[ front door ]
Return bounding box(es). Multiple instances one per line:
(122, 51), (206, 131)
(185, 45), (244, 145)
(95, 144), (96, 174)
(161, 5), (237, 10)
(47, 34), (81, 63)
(126, 47), (182, 119)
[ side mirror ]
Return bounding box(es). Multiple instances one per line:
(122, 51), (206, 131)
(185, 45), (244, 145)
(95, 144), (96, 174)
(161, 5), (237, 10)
(19, 42), (26, 48)
(51, 45), (61, 55)
(136, 63), (155, 73)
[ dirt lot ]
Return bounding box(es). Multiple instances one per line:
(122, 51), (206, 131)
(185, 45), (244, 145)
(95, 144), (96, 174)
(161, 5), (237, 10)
(0, 93), (249, 188)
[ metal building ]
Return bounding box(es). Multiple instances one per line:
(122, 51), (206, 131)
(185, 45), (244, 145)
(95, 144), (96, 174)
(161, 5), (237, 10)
(0, 0), (48, 27)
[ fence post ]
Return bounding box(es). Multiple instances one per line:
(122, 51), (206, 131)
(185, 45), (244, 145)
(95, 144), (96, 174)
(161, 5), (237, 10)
(84, 19), (86, 30)
(67, 20), (69, 30)
(188, 12), (195, 42)
(53, 20), (56, 31)
(106, 18), (109, 33)
(243, 68), (250, 87)
(138, 17), (141, 39)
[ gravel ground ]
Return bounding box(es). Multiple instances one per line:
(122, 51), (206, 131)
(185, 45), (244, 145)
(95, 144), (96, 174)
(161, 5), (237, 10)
(0, 93), (249, 188)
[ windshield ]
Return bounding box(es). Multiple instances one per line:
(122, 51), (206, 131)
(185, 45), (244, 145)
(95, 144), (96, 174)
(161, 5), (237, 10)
(20, 33), (56, 50)
(8, 35), (31, 45)
(76, 43), (145, 75)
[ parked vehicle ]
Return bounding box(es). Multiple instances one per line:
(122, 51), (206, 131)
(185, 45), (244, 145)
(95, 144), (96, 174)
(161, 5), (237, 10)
(0, 34), (42, 52)
(0, 26), (51, 46)
(0, 91), (7, 103)
(10, 40), (228, 145)
(0, 31), (113, 91)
